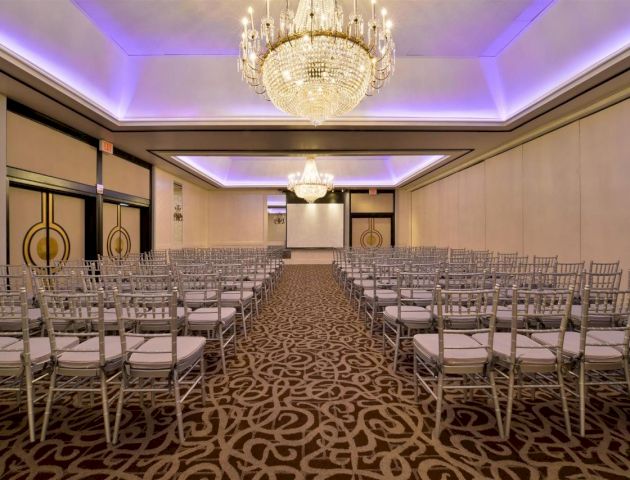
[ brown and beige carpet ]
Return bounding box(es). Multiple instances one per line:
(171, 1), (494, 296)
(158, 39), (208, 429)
(1, 265), (630, 479)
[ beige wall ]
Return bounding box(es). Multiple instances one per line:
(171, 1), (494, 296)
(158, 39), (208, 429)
(409, 98), (630, 271)
(7, 112), (96, 185)
(267, 214), (286, 246)
(102, 154), (150, 199)
(207, 190), (275, 247)
(153, 167), (209, 250)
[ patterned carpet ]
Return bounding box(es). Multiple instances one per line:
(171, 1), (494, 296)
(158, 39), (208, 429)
(1, 265), (630, 479)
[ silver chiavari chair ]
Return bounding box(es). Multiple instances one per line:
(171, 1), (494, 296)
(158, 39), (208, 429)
(112, 289), (206, 444)
(413, 285), (504, 438)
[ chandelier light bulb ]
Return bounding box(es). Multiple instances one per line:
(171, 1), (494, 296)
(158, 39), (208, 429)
(238, 0), (395, 125)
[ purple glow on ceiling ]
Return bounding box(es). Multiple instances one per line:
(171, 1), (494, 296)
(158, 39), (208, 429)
(175, 155), (448, 187)
(481, 0), (554, 57)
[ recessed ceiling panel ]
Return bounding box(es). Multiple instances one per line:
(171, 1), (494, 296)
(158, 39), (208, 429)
(174, 154), (448, 187)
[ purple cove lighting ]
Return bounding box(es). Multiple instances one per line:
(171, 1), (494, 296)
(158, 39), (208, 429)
(0, 30), (122, 118)
(175, 155), (448, 188)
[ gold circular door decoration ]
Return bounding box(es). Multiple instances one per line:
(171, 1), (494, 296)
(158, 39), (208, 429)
(360, 218), (384, 248)
(106, 203), (132, 258)
(107, 226), (131, 258)
(23, 193), (70, 269)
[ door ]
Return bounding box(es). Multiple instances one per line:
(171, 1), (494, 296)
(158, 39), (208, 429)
(9, 187), (85, 268)
(351, 217), (392, 248)
(103, 203), (141, 258)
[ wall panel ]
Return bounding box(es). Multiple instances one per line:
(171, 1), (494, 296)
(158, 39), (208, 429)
(522, 123), (580, 261)
(7, 113), (96, 185)
(102, 154), (150, 199)
(408, 98), (630, 271)
(579, 100), (630, 273)
(458, 162), (485, 250)
(485, 147), (523, 253)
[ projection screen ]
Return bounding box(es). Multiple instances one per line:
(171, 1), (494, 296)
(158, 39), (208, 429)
(286, 203), (344, 248)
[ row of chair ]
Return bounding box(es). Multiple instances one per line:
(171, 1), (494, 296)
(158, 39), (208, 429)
(334, 247), (630, 438)
(0, 248), (284, 444)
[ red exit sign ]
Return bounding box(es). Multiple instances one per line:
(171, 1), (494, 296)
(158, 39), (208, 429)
(368, 188), (378, 196)
(99, 139), (114, 154)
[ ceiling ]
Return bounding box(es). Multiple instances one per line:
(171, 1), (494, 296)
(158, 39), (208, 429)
(172, 154), (449, 188)
(0, 0), (628, 189)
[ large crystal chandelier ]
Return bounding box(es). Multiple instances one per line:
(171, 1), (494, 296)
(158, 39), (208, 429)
(238, 0), (395, 125)
(288, 156), (334, 203)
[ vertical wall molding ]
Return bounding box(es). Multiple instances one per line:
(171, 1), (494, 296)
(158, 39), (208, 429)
(0, 95), (7, 264)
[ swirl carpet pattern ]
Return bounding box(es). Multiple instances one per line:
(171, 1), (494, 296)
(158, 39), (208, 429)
(1, 265), (630, 479)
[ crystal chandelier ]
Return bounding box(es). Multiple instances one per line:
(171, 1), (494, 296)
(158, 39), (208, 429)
(288, 156), (334, 203)
(238, 0), (395, 125)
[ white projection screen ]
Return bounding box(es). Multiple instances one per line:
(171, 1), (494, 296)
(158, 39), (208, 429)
(286, 203), (344, 248)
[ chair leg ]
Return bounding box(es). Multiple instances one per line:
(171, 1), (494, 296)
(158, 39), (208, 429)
(505, 370), (515, 438)
(413, 352), (419, 402)
(240, 306), (247, 338)
(393, 326), (401, 371)
(172, 371), (185, 443)
(558, 365), (572, 436)
(433, 374), (444, 438)
(219, 327), (227, 374)
(100, 371), (112, 444)
(113, 382), (125, 445)
(41, 370), (57, 441)
(489, 371), (504, 439)
(579, 363), (586, 437)
(200, 357), (208, 405)
(24, 366), (36, 443)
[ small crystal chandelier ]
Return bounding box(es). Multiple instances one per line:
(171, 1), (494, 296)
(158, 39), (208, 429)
(238, 0), (395, 125)
(288, 156), (334, 203)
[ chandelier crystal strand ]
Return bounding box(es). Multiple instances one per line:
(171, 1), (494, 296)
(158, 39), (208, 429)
(239, 0), (395, 125)
(287, 157), (334, 203)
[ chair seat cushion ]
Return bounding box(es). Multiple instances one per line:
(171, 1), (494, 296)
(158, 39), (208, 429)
(531, 331), (622, 362)
(58, 336), (144, 369)
(129, 336), (205, 370)
(472, 332), (556, 365)
(383, 306), (432, 328)
(221, 291), (254, 304)
(570, 305), (616, 326)
(184, 290), (217, 305)
(0, 308), (42, 331)
(0, 337), (19, 348)
(364, 289), (397, 301)
(187, 307), (237, 327)
(0, 336), (80, 367)
(413, 333), (488, 365)
(587, 331), (629, 352)
(400, 289), (433, 302)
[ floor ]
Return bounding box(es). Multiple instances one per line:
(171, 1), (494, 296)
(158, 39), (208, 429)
(284, 249), (334, 265)
(1, 265), (630, 479)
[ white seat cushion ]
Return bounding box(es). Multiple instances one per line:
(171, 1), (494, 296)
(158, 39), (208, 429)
(187, 307), (237, 327)
(472, 332), (556, 365)
(531, 331), (622, 362)
(58, 336), (144, 369)
(400, 289), (433, 302)
(0, 337), (19, 348)
(363, 289), (397, 302)
(383, 306), (432, 328)
(587, 331), (629, 352)
(184, 290), (217, 305)
(129, 336), (205, 370)
(413, 333), (488, 365)
(0, 308), (42, 331)
(0, 336), (80, 367)
(221, 291), (254, 304)
(570, 305), (616, 326)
